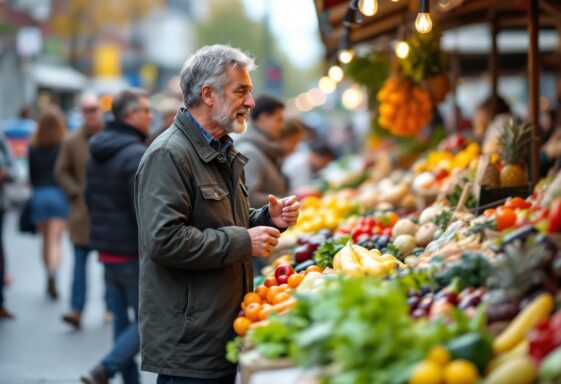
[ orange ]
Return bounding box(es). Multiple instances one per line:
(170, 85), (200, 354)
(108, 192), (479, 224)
(287, 273), (304, 288)
(278, 283), (289, 291)
(272, 291), (290, 305)
(305, 265), (322, 274)
(259, 304), (272, 321)
(233, 316), (252, 336)
(495, 207), (517, 231)
(266, 286), (283, 304)
(244, 302), (262, 322)
(243, 292), (261, 306)
(255, 285), (268, 300)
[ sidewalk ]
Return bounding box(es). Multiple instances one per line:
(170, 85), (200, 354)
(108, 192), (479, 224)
(0, 211), (156, 384)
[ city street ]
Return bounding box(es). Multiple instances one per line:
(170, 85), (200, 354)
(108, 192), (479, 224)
(0, 211), (156, 384)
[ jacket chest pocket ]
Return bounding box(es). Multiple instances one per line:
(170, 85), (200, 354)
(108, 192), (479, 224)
(200, 184), (229, 200)
(195, 184), (231, 223)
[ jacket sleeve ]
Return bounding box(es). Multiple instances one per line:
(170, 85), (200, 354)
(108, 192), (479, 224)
(135, 147), (252, 271)
(54, 139), (81, 199)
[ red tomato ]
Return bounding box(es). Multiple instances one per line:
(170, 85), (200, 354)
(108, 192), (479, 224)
(495, 207), (517, 231)
(365, 216), (377, 229)
(529, 319), (555, 363)
(550, 311), (561, 348)
(549, 199), (561, 233)
(435, 168), (449, 181)
(505, 197), (532, 210)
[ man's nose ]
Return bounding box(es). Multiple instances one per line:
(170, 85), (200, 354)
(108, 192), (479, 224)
(244, 93), (255, 109)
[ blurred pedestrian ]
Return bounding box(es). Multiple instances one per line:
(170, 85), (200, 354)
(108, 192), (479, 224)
(147, 97), (181, 145)
(277, 118), (305, 157)
(81, 89), (151, 384)
(283, 139), (335, 193)
(135, 44), (300, 384)
(56, 94), (103, 329)
(28, 105), (69, 300)
(235, 94), (287, 208)
(0, 132), (17, 318)
(3, 105), (36, 140)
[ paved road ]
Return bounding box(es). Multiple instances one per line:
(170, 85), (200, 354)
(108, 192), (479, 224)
(0, 211), (156, 384)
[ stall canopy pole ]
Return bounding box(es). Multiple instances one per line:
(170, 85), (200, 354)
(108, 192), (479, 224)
(528, 0), (540, 187)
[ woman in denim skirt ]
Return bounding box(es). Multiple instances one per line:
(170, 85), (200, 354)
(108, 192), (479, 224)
(28, 106), (69, 299)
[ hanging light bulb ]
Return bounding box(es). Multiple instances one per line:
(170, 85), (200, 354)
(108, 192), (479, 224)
(357, 0), (378, 16)
(328, 65), (344, 82)
(337, 27), (355, 64)
(395, 41), (410, 59)
(338, 49), (354, 64)
(415, 0), (433, 33)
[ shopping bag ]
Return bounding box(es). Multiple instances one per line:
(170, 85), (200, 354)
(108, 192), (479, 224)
(18, 199), (36, 234)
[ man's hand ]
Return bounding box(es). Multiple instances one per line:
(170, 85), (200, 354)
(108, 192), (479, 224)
(248, 226), (280, 257)
(268, 195), (300, 229)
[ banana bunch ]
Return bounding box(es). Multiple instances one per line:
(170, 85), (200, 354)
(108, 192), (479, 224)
(333, 242), (405, 277)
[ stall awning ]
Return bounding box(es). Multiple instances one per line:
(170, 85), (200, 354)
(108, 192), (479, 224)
(32, 63), (88, 91)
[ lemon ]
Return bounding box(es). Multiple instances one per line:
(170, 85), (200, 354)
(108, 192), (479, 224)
(443, 359), (479, 384)
(409, 360), (443, 384)
(427, 346), (451, 366)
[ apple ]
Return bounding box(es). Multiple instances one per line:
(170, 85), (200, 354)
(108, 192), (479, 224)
(274, 264), (295, 284)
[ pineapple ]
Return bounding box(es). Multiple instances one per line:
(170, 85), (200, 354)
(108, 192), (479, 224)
(486, 238), (553, 323)
(498, 121), (532, 187)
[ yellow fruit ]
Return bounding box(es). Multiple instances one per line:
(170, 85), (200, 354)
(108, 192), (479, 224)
(443, 360), (479, 384)
(427, 346), (450, 366)
(409, 360), (443, 384)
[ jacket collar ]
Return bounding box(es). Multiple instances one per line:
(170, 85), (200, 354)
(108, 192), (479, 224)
(174, 108), (248, 165)
(106, 120), (148, 142)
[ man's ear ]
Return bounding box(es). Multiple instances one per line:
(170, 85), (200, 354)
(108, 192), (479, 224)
(201, 85), (214, 106)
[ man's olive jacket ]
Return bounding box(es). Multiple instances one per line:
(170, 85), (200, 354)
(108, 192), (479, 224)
(135, 110), (273, 378)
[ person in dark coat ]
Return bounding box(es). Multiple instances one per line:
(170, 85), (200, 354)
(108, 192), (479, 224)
(135, 45), (300, 384)
(28, 105), (69, 300)
(235, 94), (287, 208)
(81, 88), (152, 384)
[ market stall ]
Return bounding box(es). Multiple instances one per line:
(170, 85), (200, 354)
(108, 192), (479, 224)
(228, 1), (561, 383)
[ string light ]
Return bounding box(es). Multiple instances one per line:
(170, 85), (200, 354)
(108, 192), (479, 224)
(395, 41), (410, 58)
(338, 49), (355, 64)
(415, 0), (433, 33)
(319, 76), (337, 93)
(337, 27), (354, 64)
(328, 65), (344, 82)
(357, 0), (378, 16)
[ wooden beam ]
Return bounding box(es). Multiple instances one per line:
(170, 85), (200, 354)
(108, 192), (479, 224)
(528, 0), (540, 187)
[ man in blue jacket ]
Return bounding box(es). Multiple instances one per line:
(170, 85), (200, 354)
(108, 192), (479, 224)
(81, 88), (152, 384)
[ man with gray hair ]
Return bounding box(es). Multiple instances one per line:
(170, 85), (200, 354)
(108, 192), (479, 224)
(135, 45), (300, 383)
(81, 88), (152, 384)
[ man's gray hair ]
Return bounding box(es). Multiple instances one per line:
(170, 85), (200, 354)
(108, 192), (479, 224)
(179, 45), (257, 108)
(111, 88), (149, 121)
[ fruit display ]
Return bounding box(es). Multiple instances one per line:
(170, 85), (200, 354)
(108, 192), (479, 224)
(226, 121), (561, 383)
(377, 76), (433, 137)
